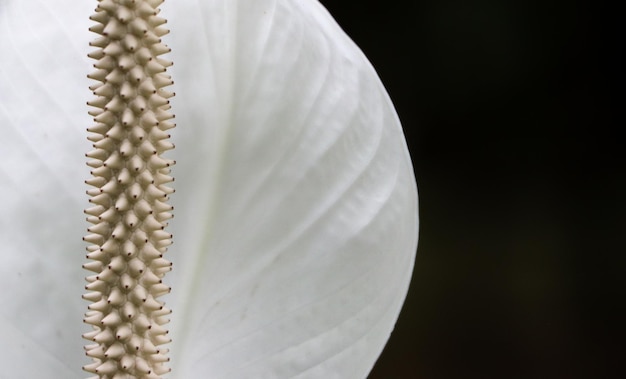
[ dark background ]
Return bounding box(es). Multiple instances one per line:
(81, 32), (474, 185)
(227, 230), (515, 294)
(319, 1), (623, 378)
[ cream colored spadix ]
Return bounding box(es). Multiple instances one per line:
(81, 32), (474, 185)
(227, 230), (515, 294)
(0, 0), (418, 378)
(81, 0), (175, 377)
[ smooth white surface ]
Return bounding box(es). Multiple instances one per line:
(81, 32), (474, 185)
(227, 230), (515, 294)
(0, 1), (92, 377)
(0, 1), (418, 378)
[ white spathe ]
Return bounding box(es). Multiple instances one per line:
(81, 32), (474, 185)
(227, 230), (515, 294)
(0, 0), (418, 378)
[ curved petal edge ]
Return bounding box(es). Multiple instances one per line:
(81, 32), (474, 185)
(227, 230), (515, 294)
(166, 1), (418, 378)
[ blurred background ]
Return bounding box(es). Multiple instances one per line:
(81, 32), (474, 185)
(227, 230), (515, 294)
(319, 1), (623, 378)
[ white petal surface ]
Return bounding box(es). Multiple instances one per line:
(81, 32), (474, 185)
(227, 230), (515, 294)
(0, 0), (417, 378)
(0, 1), (92, 377)
(166, 1), (418, 378)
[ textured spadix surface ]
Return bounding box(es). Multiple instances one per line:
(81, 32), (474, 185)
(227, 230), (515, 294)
(81, 0), (176, 377)
(0, 0), (417, 378)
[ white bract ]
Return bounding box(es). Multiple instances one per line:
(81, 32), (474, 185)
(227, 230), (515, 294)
(0, 0), (418, 378)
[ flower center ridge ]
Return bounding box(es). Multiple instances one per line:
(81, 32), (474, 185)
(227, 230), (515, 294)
(82, 0), (175, 377)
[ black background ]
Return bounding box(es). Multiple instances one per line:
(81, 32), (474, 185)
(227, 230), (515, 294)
(318, 1), (623, 378)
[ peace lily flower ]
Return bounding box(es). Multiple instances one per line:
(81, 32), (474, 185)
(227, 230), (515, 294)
(0, 0), (418, 377)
